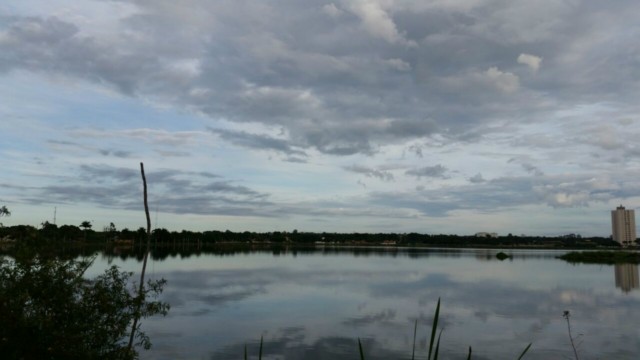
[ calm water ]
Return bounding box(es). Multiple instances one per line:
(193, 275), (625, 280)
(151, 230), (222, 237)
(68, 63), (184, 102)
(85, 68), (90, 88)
(89, 247), (640, 360)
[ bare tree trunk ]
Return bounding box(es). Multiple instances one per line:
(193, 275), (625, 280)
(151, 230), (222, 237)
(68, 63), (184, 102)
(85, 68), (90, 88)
(128, 162), (152, 353)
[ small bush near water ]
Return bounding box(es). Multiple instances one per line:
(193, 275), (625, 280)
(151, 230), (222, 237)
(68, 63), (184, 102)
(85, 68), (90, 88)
(0, 255), (169, 359)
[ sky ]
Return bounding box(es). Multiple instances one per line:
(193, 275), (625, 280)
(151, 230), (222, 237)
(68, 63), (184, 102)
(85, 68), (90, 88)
(1, 0), (639, 236)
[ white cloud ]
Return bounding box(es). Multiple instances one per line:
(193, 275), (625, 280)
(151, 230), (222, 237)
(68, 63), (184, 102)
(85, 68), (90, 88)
(546, 192), (591, 208)
(322, 3), (344, 18)
(484, 67), (520, 93)
(517, 53), (542, 71)
(348, 0), (416, 46)
(383, 58), (411, 71)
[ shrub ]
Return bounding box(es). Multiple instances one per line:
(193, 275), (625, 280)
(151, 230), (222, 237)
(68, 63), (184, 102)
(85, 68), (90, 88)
(0, 256), (169, 359)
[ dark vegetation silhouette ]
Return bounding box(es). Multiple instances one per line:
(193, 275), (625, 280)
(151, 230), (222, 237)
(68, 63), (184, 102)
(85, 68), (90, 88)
(558, 250), (640, 264)
(0, 255), (168, 359)
(0, 223), (621, 249)
(0, 165), (169, 359)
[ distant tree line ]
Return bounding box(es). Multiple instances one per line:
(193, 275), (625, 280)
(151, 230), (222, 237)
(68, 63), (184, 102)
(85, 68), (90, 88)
(0, 221), (622, 249)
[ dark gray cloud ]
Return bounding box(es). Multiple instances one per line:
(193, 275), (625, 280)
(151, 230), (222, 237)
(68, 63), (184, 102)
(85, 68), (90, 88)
(3, 1), (637, 155)
(369, 171), (640, 217)
(25, 164), (273, 217)
(98, 149), (132, 158)
(508, 157), (544, 177)
(208, 128), (306, 156)
(47, 139), (133, 158)
(343, 165), (394, 182)
(469, 173), (486, 183)
(405, 165), (448, 179)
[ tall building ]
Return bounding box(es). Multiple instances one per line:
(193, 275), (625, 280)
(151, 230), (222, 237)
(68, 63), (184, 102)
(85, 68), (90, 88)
(611, 205), (636, 246)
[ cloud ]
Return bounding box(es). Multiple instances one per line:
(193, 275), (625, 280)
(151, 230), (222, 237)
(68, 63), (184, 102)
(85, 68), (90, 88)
(383, 58), (411, 71)
(483, 67), (519, 93)
(47, 139), (133, 158)
(469, 173), (486, 183)
(543, 191), (590, 208)
(405, 165), (448, 179)
(508, 157), (544, 176)
(23, 164), (275, 217)
(3, 0), (640, 235)
(343, 165), (394, 182)
(71, 128), (204, 146)
(322, 3), (344, 18)
(517, 53), (542, 71)
(208, 128), (306, 156)
(348, 0), (417, 46)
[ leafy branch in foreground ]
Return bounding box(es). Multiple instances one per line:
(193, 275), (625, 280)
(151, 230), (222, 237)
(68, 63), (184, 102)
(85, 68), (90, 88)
(0, 256), (169, 359)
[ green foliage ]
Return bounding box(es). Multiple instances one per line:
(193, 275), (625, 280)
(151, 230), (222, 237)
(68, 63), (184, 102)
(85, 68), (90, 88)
(0, 256), (169, 359)
(558, 251), (640, 264)
(80, 220), (92, 230)
(0, 205), (9, 217)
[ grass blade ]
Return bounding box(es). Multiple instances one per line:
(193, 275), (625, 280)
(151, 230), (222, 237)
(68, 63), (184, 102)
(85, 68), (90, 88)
(517, 343), (532, 360)
(244, 344), (247, 360)
(412, 319), (418, 360)
(466, 346), (472, 360)
(427, 297), (441, 360)
(358, 338), (366, 360)
(258, 335), (263, 360)
(433, 329), (442, 360)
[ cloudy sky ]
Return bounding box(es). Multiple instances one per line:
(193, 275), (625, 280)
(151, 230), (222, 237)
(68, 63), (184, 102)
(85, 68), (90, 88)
(1, 0), (639, 236)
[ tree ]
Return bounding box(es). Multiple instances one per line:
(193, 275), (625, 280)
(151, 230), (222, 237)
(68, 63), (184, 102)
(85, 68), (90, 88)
(0, 256), (169, 359)
(80, 220), (92, 241)
(104, 222), (118, 241)
(59, 224), (83, 242)
(0, 206), (9, 227)
(80, 220), (92, 231)
(40, 221), (59, 240)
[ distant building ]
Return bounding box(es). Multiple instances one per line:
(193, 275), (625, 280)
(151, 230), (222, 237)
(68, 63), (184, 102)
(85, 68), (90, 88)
(611, 205), (636, 246)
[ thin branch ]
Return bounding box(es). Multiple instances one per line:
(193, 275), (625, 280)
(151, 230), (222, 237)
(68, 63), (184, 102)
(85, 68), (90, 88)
(127, 162), (153, 352)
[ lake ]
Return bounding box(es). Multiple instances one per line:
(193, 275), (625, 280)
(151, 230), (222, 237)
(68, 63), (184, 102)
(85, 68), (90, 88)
(88, 247), (640, 359)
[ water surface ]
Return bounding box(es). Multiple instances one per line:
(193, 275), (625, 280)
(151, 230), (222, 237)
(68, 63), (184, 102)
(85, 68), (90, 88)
(90, 247), (640, 359)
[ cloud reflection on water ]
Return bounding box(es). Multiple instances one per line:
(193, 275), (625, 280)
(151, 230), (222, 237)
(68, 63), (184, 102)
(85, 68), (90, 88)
(120, 248), (640, 360)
